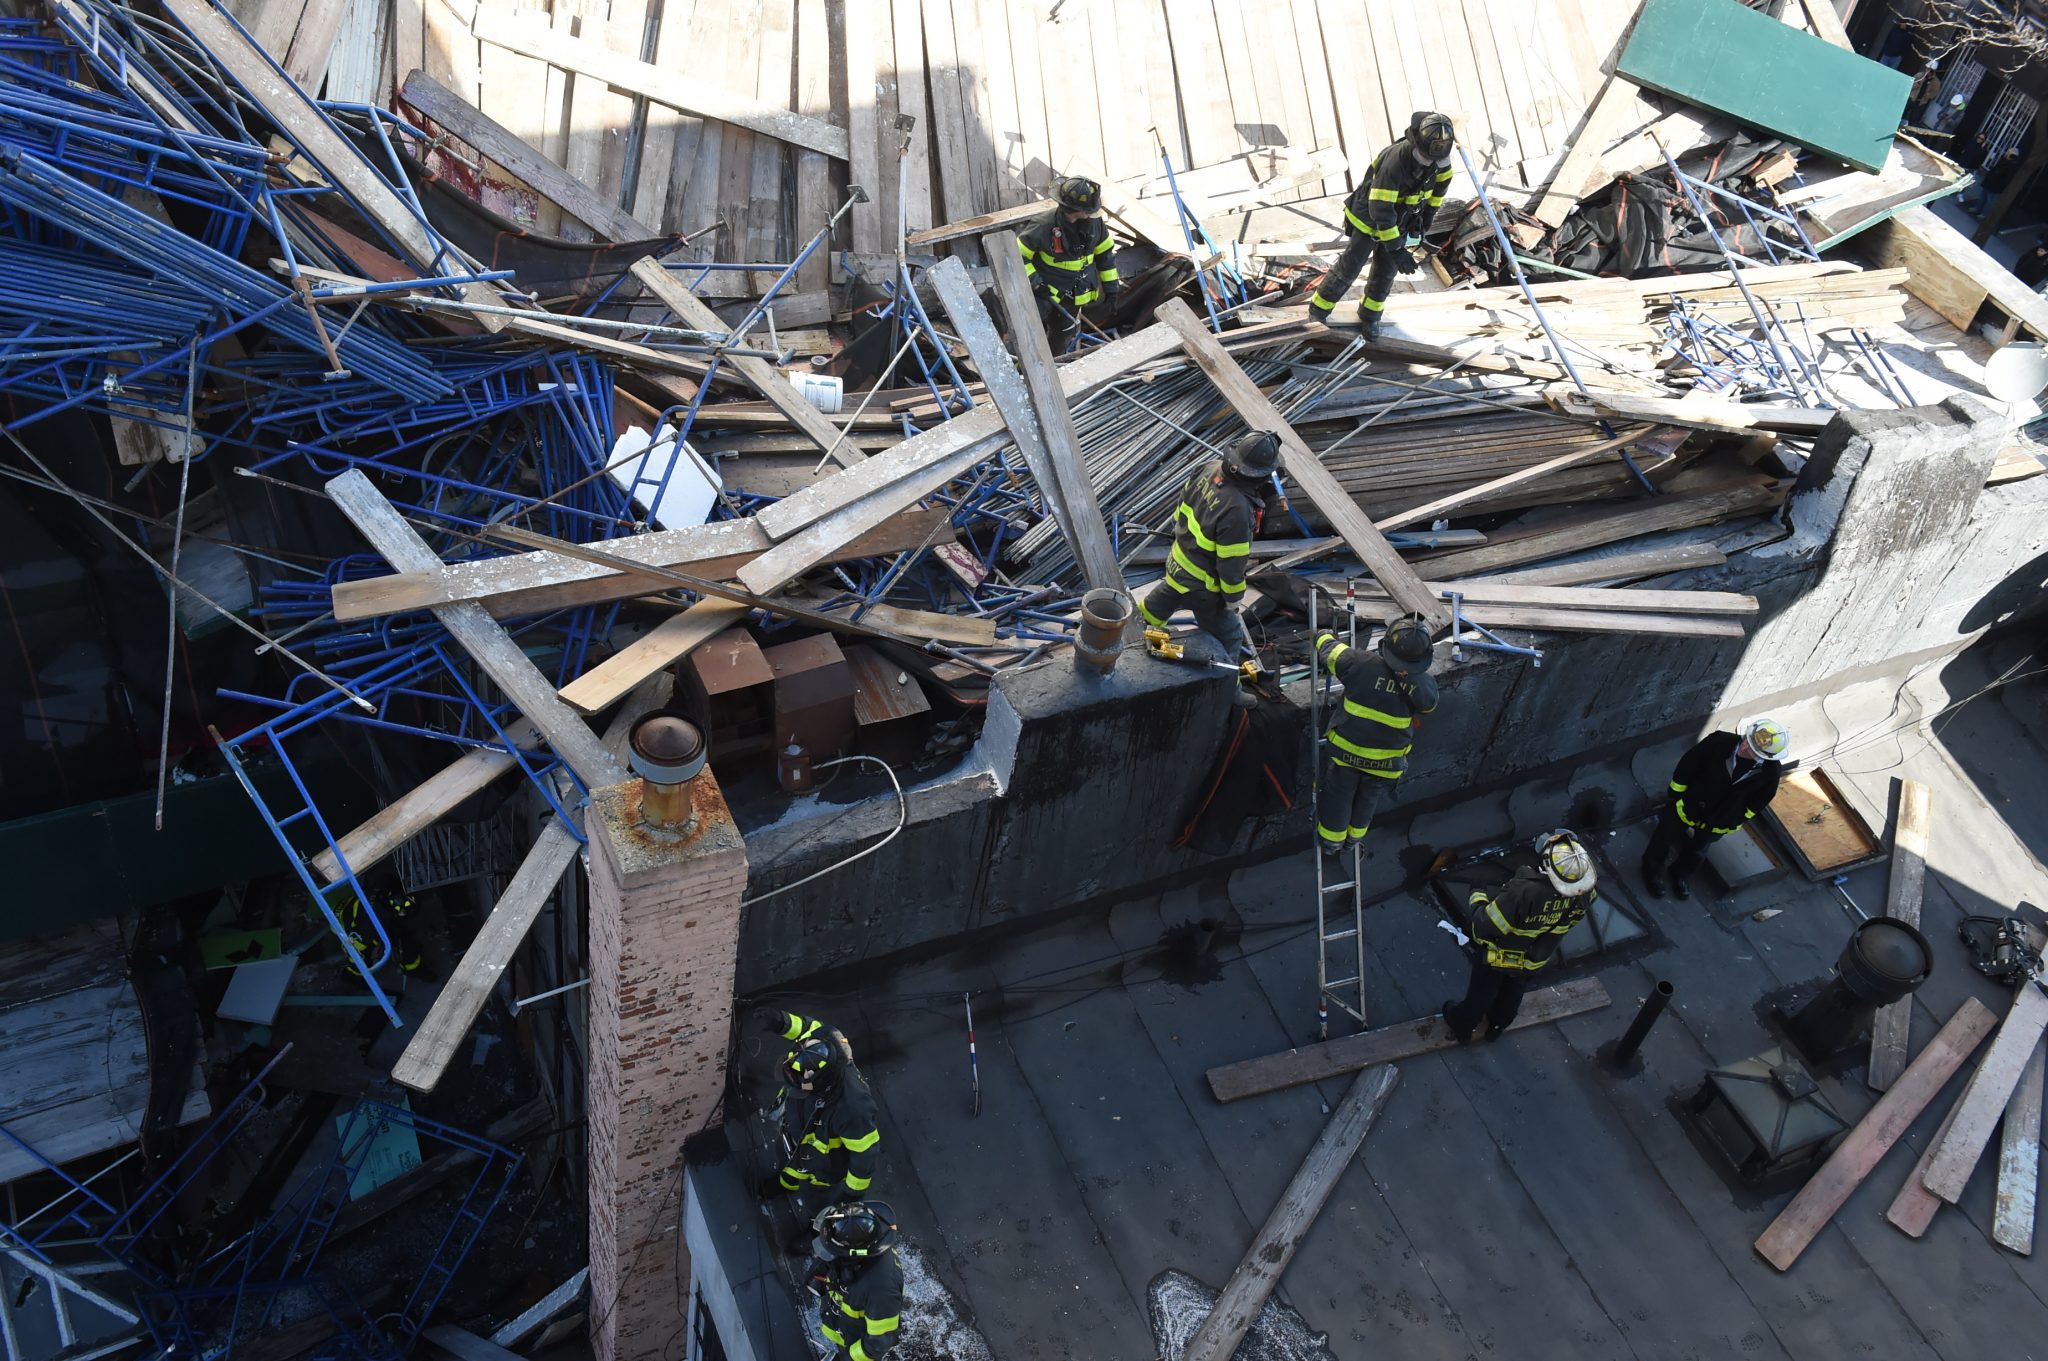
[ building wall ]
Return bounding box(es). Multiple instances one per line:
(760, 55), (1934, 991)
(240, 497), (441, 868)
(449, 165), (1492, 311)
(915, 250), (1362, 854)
(736, 401), (2048, 991)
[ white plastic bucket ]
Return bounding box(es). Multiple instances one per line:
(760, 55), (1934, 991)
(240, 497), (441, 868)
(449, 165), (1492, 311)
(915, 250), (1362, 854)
(790, 372), (844, 414)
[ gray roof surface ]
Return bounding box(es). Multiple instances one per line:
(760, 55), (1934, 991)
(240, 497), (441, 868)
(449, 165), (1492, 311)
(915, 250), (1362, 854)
(753, 625), (2048, 1360)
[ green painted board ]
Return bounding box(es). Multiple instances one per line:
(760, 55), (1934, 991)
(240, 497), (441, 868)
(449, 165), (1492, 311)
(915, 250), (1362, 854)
(1617, 0), (1910, 173)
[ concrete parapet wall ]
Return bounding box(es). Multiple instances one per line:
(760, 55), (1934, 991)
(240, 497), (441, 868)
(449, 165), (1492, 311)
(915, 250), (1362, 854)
(736, 401), (2048, 990)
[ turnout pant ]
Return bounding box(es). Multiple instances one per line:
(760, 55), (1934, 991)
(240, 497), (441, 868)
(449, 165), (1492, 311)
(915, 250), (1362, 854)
(1445, 949), (1533, 1039)
(1641, 802), (1719, 881)
(1308, 228), (1402, 323)
(1317, 754), (1393, 848)
(1138, 579), (1250, 657)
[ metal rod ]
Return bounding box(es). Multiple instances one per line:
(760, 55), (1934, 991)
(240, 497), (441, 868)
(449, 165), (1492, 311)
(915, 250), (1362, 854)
(511, 977), (590, 1013)
(1608, 980), (1674, 1067)
(152, 337), (199, 831)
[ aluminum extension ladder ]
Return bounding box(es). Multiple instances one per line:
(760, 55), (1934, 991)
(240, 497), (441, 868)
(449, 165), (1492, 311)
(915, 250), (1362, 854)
(1309, 582), (1367, 1039)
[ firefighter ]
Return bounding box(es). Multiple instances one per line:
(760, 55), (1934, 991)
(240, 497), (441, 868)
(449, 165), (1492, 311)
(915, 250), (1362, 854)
(807, 1201), (904, 1361)
(1640, 717), (1789, 900)
(1018, 176), (1120, 353)
(340, 889), (423, 977)
(753, 1013), (882, 1217)
(1311, 612), (1437, 857)
(1307, 110), (1455, 338)
(1139, 431), (1277, 705)
(1444, 829), (1598, 1042)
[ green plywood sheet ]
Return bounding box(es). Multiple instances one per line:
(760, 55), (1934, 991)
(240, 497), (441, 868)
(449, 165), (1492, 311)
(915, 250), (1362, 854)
(1618, 0), (1911, 173)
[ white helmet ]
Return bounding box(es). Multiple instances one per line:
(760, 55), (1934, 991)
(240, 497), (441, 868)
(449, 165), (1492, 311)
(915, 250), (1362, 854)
(1740, 716), (1789, 760)
(1534, 829), (1597, 898)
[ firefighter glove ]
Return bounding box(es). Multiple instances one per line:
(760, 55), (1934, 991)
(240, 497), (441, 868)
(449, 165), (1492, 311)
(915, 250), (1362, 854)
(1394, 249), (1422, 275)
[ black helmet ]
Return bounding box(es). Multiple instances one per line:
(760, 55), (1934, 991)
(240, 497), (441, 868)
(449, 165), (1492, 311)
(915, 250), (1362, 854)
(1408, 111), (1454, 164)
(786, 1034), (840, 1093)
(1223, 431), (1281, 480)
(813, 1200), (900, 1259)
(1379, 612), (1433, 669)
(1055, 176), (1103, 214)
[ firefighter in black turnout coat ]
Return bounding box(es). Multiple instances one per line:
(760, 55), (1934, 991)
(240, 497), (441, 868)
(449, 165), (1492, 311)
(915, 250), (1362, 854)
(1640, 717), (1789, 899)
(1308, 110), (1456, 337)
(1311, 613), (1437, 855)
(1444, 830), (1599, 1042)
(807, 1201), (905, 1361)
(1139, 432), (1278, 703)
(1019, 176), (1120, 353)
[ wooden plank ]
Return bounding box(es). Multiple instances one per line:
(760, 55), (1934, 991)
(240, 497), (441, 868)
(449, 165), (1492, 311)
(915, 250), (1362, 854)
(658, 0), (726, 236)
(1317, 1), (1390, 173)
(323, 0), (389, 105)
(906, 200), (1047, 248)
(1996, 1039), (2047, 1254)
(1347, 581), (1757, 616)
(952, 0), (1003, 213)
(978, 235), (1123, 591)
(970, 0), (1024, 205)
(1160, 1), (1237, 169)
(474, 6), (552, 230)
(1376, 424), (1660, 534)
(1882, 1077), (1968, 1238)
(1769, 769), (1883, 873)
(244, 0), (313, 65)
(828, 601), (996, 646)
(423, 0), (481, 109)
(595, 0), (653, 225)
(1799, 0), (1853, 49)
(325, 470), (624, 790)
(845, 643), (932, 724)
(402, 72), (656, 242)
(1754, 997), (1997, 1270)
(1528, 69), (1644, 226)
(1210, 0), (1263, 156)
(163, 0), (505, 326)
(1155, 299), (1449, 630)
(491, 312), (707, 384)
(1353, 602), (1744, 639)
(843, 0), (885, 253)
(1868, 778), (1933, 1091)
(918, 0), (979, 233)
(746, 0), (794, 262)
(471, 6), (850, 160)
(627, 260), (859, 466)
(308, 722), (536, 883)
(1004, 0), (1054, 194)
(1922, 983), (2048, 1204)
(1283, 0), (1343, 200)
(796, 0), (836, 284)
(1869, 205), (2048, 342)
(1475, 543), (1729, 586)
(629, 0), (695, 228)
(889, 0), (935, 231)
(1181, 1067), (1400, 1361)
(332, 507), (948, 622)
(1547, 386), (1838, 436)
(1407, 479), (1787, 579)
(756, 318), (1183, 539)
(1206, 977), (1609, 1103)
(560, 601), (752, 714)
(393, 821), (581, 1093)
(424, 1324), (525, 1361)
(392, 0), (425, 103)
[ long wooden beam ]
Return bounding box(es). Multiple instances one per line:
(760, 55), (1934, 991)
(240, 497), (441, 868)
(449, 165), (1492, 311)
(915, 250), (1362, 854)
(1921, 984), (2048, 1203)
(1756, 998), (1996, 1270)
(1996, 1040), (2047, 1253)
(983, 230), (1124, 593)
(1156, 300), (1450, 631)
(1206, 978), (1609, 1102)
(326, 471), (624, 790)
(628, 259), (862, 468)
(471, 7), (849, 160)
(331, 509), (950, 621)
(309, 721), (538, 884)
(560, 602), (751, 716)
(1868, 779), (1933, 1091)
(161, 0), (506, 329)
(1182, 1067), (1399, 1361)
(400, 71), (655, 242)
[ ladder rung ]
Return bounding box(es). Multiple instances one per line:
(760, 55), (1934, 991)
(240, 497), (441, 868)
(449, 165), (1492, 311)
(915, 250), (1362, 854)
(1321, 928), (1358, 943)
(1320, 880), (1355, 894)
(1323, 975), (1362, 990)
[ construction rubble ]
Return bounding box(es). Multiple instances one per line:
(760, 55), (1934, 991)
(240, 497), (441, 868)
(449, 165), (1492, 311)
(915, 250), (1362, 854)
(4, 0), (2048, 1359)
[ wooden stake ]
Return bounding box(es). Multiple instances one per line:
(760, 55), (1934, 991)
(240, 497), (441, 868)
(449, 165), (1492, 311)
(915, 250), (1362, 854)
(1869, 779), (1933, 1092)
(1181, 1066), (1400, 1361)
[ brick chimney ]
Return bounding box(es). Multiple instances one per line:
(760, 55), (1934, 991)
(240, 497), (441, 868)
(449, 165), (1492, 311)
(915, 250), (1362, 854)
(585, 715), (747, 1361)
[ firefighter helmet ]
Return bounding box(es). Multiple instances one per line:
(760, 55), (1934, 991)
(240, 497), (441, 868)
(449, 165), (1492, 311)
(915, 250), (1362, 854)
(786, 1034), (840, 1093)
(1223, 430), (1281, 480)
(1409, 111), (1455, 164)
(1534, 830), (1598, 898)
(813, 1200), (900, 1259)
(1055, 176), (1103, 214)
(1378, 613), (1433, 669)
(1740, 716), (1789, 760)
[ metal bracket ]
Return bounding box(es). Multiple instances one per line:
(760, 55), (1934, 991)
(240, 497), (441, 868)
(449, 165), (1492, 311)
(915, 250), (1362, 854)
(1444, 590), (1542, 666)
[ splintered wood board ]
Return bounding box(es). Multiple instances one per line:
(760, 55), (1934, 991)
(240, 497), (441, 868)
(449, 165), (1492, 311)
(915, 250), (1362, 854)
(1763, 768), (1887, 880)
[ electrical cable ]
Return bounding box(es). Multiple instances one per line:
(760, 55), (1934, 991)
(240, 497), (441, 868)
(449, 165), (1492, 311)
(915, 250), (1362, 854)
(740, 756), (908, 908)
